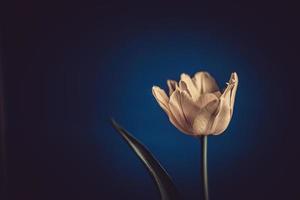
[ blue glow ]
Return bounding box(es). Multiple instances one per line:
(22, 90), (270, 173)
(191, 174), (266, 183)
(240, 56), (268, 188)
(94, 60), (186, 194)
(94, 29), (270, 199)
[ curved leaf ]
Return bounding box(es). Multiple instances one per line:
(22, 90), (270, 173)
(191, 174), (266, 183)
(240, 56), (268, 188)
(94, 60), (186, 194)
(110, 119), (181, 200)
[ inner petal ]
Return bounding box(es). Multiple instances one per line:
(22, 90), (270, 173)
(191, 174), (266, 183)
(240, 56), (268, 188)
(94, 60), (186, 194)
(180, 73), (199, 101)
(180, 90), (199, 128)
(167, 80), (178, 96)
(193, 72), (220, 94)
(195, 93), (219, 109)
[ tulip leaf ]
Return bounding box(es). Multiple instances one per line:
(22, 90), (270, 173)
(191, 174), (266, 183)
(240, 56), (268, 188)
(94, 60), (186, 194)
(110, 119), (181, 200)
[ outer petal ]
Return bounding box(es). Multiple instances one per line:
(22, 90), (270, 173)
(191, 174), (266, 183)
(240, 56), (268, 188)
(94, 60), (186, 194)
(168, 112), (193, 135)
(168, 88), (192, 134)
(193, 72), (220, 94)
(180, 90), (199, 129)
(229, 72), (238, 115)
(152, 86), (170, 114)
(167, 80), (178, 96)
(152, 86), (190, 134)
(209, 72), (238, 135)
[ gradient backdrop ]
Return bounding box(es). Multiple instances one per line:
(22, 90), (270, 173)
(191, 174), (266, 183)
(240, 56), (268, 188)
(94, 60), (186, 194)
(3, 1), (299, 200)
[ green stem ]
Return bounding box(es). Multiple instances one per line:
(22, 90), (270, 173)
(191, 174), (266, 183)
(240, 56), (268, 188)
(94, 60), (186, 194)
(201, 136), (209, 200)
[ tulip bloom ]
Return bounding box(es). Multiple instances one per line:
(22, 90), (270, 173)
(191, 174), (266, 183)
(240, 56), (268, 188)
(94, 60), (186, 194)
(152, 71), (238, 136)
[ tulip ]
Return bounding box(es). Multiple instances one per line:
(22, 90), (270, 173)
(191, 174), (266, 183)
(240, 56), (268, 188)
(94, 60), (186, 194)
(152, 71), (238, 136)
(152, 71), (238, 200)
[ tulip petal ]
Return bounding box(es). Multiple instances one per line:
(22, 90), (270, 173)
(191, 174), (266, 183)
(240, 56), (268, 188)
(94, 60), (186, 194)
(193, 99), (219, 135)
(191, 94), (219, 135)
(168, 89), (191, 133)
(179, 90), (199, 129)
(167, 80), (178, 96)
(168, 113), (192, 135)
(179, 80), (192, 97)
(193, 72), (220, 94)
(213, 91), (222, 98)
(152, 86), (190, 134)
(180, 73), (199, 101)
(210, 72), (238, 135)
(229, 72), (238, 114)
(210, 90), (231, 135)
(196, 93), (220, 109)
(180, 91), (219, 132)
(152, 86), (170, 114)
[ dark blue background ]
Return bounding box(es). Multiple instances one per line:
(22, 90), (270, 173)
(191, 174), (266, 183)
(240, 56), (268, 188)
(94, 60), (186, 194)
(3, 1), (299, 200)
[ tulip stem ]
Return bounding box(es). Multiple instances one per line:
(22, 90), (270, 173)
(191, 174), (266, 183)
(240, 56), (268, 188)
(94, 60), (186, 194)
(201, 136), (209, 200)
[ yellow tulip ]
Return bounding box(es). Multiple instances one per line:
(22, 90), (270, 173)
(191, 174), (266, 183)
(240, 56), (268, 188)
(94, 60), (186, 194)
(152, 71), (238, 136)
